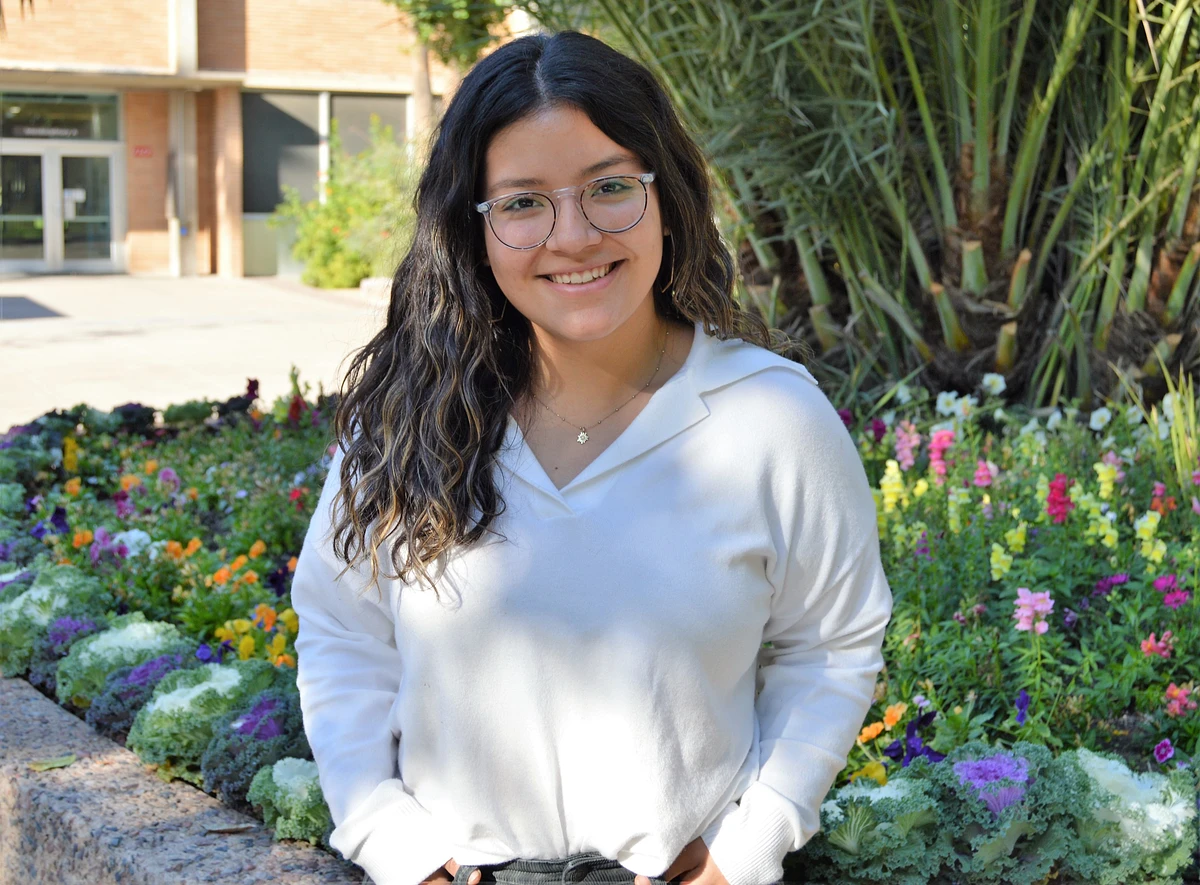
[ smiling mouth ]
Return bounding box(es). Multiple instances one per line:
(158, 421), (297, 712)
(541, 260), (622, 285)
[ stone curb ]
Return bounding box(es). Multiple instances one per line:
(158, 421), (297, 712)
(0, 677), (364, 885)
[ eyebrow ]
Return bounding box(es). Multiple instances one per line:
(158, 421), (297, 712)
(486, 154), (640, 196)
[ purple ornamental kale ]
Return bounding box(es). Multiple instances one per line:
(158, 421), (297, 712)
(0, 567), (31, 587)
(953, 752), (1031, 817)
(47, 616), (99, 649)
(124, 652), (186, 687)
(233, 696), (285, 740)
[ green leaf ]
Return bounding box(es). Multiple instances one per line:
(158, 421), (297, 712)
(28, 753), (76, 771)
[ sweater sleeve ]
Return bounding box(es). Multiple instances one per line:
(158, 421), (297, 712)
(291, 445), (456, 885)
(699, 373), (894, 885)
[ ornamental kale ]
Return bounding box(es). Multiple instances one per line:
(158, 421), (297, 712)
(200, 686), (311, 808)
(0, 568), (35, 605)
(0, 566), (112, 677)
(0, 483), (24, 516)
(800, 764), (951, 885)
(55, 612), (192, 709)
(928, 741), (1085, 885)
(1060, 747), (1198, 885)
(85, 651), (198, 740)
(27, 615), (102, 696)
(247, 757), (333, 847)
(126, 659), (283, 786)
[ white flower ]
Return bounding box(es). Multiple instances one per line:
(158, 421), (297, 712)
(953, 395), (979, 421)
(980, 373), (1007, 396)
(1161, 393), (1178, 424)
(993, 408), (1007, 422)
(1125, 405), (1144, 426)
(145, 540), (168, 563)
(112, 529), (153, 558)
(936, 391), (960, 417)
(1100, 435), (1116, 449)
(895, 384), (912, 405)
(1158, 419), (1172, 441)
(931, 420), (956, 434)
(1089, 407), (1112, 431)
(1046, 409), (1064, 431)
(1019, 417), (1040, 437)
(881, 410), (897, 427)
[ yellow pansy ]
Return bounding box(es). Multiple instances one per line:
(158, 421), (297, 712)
(231, 618), (253, 635)
(238, 634), (256, 661)
(849, 761), (887, 786)
(278, 608), (299, 635)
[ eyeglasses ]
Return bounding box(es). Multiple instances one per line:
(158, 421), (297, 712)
(475, 172), (656, 250)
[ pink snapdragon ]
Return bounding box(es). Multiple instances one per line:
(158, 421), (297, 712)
(1165, 683), (1197, 718)
(1141, 631), (1175, 659)
(974, 460), (999, 488)
(1013, 587), (1054, 634)
(1153, 481), (1167, 498)
(894, 421), (922, 471)
(929, 429), (956, 486)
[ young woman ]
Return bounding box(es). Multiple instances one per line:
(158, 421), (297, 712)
(290, 29), (893, 885)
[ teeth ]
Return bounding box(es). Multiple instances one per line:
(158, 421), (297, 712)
(549, 262), (614, 285)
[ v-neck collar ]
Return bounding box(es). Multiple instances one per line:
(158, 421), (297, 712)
(496, 320), (820, 508)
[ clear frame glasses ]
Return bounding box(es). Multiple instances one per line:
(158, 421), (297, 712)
(475, 171), (656, 250)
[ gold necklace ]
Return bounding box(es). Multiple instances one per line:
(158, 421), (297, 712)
(532, 326), (670, 445)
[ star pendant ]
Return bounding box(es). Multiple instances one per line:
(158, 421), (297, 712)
(577, 429), (589, 445)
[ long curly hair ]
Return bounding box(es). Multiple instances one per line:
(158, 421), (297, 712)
(331, 29), (797, 599)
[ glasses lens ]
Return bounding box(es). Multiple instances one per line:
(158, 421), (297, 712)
(489, 192), (555, 249)
(583, 176), (647, 232)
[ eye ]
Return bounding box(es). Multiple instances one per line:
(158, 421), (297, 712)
(498, 194), (548, 213)
(593, 179), (633, 197)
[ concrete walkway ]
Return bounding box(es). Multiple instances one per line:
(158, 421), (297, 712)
(0, 274), (391, 431)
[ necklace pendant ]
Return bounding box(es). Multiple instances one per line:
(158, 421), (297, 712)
(577, 429), (589, 445)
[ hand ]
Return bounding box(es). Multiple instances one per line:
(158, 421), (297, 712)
(420, 858), (481, 885)
(634, 838), (730, 885)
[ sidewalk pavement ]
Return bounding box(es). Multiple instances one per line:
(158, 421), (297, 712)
(0, 274), (391, 431)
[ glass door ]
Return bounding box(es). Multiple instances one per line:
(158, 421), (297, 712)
(0, 154), (45, 264)
(61, 155), (111, 263)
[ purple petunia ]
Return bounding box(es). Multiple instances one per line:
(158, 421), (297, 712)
(195, 640), (234, 665)
(49, 506), (69, 536)
(883, 710), (945, 767)
(1015, 689), (1030, 725)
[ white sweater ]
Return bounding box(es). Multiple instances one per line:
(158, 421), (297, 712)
(291, 320), (893, 885)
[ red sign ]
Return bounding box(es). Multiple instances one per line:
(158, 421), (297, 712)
(132, 145), (153, 158)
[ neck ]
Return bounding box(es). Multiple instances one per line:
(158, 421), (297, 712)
(525, 309), (673, 420)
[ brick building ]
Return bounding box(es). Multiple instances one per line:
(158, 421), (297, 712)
(0, 0), (463, 276)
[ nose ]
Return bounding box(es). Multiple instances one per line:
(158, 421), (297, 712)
(545, 193), (602, 253)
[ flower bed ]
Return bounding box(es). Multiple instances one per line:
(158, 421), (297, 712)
(0, 370), (1198, 883)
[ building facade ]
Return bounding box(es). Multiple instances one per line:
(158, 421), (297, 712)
(0, 0), (457, 276)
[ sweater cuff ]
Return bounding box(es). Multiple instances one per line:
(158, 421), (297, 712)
(699, 785), (797, 885)
(329, 779), (455, 885)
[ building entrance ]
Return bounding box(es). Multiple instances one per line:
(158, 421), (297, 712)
(0, 92), (123, 273)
